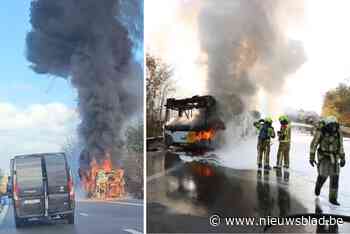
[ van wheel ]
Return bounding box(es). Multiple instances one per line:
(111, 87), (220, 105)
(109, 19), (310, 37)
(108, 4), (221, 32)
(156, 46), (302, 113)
(15, 217), (24, 228)
(67, 213), (75, 224)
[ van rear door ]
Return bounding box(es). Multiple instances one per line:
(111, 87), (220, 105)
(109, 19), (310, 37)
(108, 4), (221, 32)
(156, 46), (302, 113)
(44, 153), (70, 213)
(15, 156), (45, 217)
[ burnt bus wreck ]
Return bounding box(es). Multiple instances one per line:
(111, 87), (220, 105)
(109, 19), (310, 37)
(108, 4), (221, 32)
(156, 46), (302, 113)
(163, 95), (225, 155)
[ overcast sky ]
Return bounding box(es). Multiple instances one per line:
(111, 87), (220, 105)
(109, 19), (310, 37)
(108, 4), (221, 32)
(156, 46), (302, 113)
(0, 2), (79, 173)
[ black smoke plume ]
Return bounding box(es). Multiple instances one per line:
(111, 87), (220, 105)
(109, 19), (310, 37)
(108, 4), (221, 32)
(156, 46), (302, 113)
(26, 0), (142, 170)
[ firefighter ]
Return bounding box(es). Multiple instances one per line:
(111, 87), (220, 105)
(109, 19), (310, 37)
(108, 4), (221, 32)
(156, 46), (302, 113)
(310, 116), (346, 205)
(276, 115), (291, 169)
(254, 119), (265, 134)
(257, 117), (276, 170)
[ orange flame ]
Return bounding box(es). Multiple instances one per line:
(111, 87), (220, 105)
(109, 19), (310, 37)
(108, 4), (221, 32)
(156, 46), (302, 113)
(80, 152), (125, 199)
(198, 128), (215, 141)
(102, 158), (113, 172)
(187, 128), (216, 143)
(191, 163), (215, 177)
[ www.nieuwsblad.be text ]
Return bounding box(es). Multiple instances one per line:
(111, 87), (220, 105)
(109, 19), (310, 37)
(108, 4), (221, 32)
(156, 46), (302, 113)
(209, 214), (344, 227)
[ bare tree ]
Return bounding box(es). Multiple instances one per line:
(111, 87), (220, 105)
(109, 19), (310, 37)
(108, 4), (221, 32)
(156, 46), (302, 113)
(146, 53), (174, 137)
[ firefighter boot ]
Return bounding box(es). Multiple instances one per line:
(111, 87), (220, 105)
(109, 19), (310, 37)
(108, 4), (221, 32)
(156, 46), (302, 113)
(329, 175), (340, 206)
(315, 175), (327, 196)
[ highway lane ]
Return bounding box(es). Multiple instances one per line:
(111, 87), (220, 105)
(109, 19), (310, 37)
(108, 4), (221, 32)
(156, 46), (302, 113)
(0, 198), (143, 234)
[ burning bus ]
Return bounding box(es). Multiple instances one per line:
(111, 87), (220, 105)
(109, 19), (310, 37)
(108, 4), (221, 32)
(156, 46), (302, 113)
(79, 151), (125, 199)
(163, 95), (225, 154)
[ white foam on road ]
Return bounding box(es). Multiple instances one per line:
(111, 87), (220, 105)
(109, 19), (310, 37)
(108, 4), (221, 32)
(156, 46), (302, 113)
(179, 154), (220, 164)
(123, 228), (142, 234)
(215, 128), (350, 210)
(147, 166), (180, 182)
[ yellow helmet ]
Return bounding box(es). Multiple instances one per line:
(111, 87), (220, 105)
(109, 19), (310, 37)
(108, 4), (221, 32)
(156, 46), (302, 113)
(264, 117), (273, 124)
(279, 115), (289, 122)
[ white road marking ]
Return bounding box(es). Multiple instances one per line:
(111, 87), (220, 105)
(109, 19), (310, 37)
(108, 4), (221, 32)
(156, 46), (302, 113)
(123, 228), (142, 234)
(79, 212), (89, 217)
(78, 199), (143, 207)
(0, 205), (9, 226)
(107, 201), (143, 207)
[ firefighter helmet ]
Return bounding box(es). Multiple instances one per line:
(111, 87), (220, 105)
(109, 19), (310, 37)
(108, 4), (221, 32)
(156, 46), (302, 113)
(264, 117), (273, 124)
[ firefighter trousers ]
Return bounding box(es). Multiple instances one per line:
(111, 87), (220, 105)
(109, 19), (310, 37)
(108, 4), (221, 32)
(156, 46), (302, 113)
(257, 140), (271, 166)
(277, 142), (290, 168)
(316, 158), (340, 201)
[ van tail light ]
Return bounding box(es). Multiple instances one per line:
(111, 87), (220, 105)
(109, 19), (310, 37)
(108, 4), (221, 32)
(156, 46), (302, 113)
(68, 176), (75, 200)
(13, 181), (19, 201)
(13, 180), (20, 208)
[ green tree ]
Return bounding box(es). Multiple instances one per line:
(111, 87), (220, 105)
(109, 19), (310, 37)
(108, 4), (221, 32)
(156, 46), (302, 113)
(322, 83), (350, 126)
(123, 120), (144, 198)
(125, 120), (143, 153)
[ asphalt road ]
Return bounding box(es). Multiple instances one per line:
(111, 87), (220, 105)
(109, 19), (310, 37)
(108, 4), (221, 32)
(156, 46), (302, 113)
(147, 149), (350, 233)
(0, 198), (143, 234)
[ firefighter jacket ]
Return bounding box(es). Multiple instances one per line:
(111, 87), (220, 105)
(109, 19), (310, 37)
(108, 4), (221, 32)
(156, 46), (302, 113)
(310, 129), (345, 164)
(278, 124), (291, 144)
